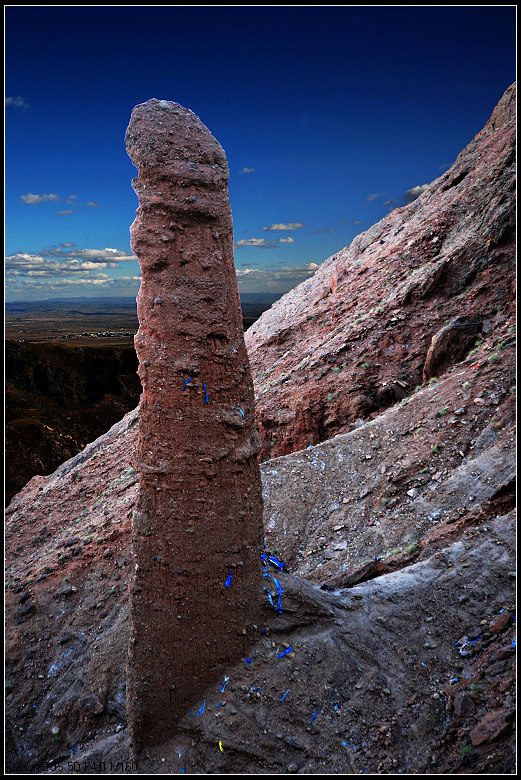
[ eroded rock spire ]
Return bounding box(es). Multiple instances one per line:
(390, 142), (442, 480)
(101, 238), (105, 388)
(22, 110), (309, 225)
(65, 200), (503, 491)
(125, 99), (264, 751)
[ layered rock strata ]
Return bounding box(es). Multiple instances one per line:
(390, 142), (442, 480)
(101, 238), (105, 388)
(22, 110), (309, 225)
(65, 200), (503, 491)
(124, 99), (264, 751)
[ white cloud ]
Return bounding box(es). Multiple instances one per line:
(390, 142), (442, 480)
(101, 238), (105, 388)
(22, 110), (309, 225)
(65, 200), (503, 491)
(366, 192), (385, 202)
(7, 274), (143, 298)
(19, 192), (100, 208)
(239, 167), (256, 174)
(278, 236), (296, 243)
(402, 183), (431, 203)
(5, 247), (137, 281)
(5, 96), (29, 109)
(262, 222), (305, 231)
(43, 247), (136, 263)
(55, 210), (74, 215)
(235, 238), (278, 248)
(20, 193), (60, 204)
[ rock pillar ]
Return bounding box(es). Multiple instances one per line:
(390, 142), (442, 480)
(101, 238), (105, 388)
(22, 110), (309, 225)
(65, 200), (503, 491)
(125, 99), (264, 751)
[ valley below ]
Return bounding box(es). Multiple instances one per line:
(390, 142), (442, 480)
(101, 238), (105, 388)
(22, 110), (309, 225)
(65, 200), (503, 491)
(4, 295), (278, 504)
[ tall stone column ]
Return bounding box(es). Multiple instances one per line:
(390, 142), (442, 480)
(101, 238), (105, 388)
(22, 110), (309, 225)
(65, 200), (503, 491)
(125, 99), (264, 752)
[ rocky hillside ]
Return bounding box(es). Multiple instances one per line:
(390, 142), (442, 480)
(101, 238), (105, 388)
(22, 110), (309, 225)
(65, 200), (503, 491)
(245, 82), (516, 462)
(5, 84), (516, 774)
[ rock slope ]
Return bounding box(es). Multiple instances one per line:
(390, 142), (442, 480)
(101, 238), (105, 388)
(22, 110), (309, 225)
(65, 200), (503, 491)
(5, 84), (516, 774)
(245, 83), (516, 462)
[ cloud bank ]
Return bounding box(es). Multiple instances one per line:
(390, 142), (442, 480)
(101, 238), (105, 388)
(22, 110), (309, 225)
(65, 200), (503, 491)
(5, 246), (138, 297)
(236, 262), (319, 292)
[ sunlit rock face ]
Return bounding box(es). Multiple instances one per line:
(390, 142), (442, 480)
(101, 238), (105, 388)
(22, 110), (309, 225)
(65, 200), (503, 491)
(125, 99), (264, 752)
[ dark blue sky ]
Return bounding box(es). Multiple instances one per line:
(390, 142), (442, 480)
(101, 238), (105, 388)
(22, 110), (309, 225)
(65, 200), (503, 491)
(5, 5), (516, 299)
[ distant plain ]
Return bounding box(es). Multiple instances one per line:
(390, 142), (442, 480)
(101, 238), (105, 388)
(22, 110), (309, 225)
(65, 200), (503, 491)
(5, 294), (280, 343)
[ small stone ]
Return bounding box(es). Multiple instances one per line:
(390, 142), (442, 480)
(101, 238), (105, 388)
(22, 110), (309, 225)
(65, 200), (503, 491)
(17, 601), (36, 618)
(79, 695), (104, 715)
(470, 708), (515, 746)
(489, 612), (511, 634)
(495, 645), (515, 659)
(287, 763), (299, 773)
(323, 550), (338, 560)
(454, 692), (474, 718)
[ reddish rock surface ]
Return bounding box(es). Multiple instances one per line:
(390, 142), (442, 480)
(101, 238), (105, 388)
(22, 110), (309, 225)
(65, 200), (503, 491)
(124, 99), (264, 752)
(245, 83), (516, 462)
(470, 707), (516, 746)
